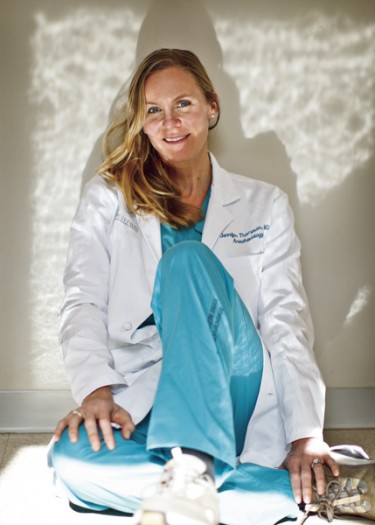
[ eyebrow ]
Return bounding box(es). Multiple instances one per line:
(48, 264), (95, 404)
(145, 93), (193, 105)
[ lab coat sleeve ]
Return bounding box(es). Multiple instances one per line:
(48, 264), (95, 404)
(257, 188), (325, 445)
(59, 175), (127, 405)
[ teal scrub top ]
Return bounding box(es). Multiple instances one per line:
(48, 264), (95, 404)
(160, 189), (210, 254)
(139, 189), (210, 329)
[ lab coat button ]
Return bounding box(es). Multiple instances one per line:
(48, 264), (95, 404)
(121, 322), (132, 331)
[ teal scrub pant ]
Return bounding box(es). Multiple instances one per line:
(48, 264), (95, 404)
(50, 241), (298, 524)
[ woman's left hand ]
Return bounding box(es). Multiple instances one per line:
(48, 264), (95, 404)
(281, 437), (339, 505)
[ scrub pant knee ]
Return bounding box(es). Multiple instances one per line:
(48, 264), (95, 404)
(50, 415), (162, 514)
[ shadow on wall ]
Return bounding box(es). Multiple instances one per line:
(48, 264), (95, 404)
(84, 0), (375, 386)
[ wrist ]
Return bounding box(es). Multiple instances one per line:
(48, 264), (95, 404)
(84, 385), (113, 402)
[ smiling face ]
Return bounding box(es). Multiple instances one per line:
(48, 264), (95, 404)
(142, 67), (218, 170)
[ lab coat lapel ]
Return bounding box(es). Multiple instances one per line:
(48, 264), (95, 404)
(137, 213), (162, 263)
(203, 156), (240, 250)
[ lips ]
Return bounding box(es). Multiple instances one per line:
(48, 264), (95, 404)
(164, 134), (190, 143)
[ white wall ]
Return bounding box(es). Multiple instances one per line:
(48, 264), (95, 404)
(1, 0), (374, 426)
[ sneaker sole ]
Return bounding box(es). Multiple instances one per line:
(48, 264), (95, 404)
(138, 511), (167, 525)
(136, 509), (217, 525)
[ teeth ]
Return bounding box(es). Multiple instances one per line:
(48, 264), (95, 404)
(165, 135), (187, 142)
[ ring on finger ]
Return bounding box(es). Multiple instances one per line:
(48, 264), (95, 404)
(72, 409), (84, 419)
(311, 458), (323, 469)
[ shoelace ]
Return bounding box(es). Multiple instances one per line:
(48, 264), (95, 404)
(301, 478), (368, 523)
(156, 462), (210, 497)
(315, 480), (341, 522)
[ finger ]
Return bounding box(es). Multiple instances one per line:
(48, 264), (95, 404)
(98, 418), (115, 451)
(68, 413), (84, 444)
(112, 408), (135, 440)
(301, 462), (314, 504)
(54, 417), (69, 441)
(288, 461), (303, 504)
(121, 419), (135, 440)
(325, 455), (340, 477)
(84, 417), (102, 452)
(312, 462), (326, 496)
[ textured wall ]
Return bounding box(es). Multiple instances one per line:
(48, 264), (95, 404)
(1, 0), (374, 390)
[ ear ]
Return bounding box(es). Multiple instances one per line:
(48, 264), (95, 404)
(208, 94), (219, 129)
(209, 93), (219, 117)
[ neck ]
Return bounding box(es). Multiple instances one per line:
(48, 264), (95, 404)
(171, 152), (212, 205)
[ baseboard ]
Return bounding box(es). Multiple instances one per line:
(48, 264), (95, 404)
(324, 387), (375, 429)
(0, 390), (75, 432)
(0, 388), (374, 432)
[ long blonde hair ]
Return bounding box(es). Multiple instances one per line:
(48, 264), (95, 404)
(99, 48), (220, 228)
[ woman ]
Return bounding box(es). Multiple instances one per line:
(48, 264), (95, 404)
(50, 49), (338, 525)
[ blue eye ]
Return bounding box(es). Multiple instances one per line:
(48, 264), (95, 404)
(177, 100), (191, 108)
(147, 107), (160, 114)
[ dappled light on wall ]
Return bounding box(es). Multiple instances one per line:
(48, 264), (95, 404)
(344, 286), (372, 327)
(28, 8), (142, 387)
(213, 12), (375, 205)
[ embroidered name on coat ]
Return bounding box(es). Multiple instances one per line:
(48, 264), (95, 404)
(220, 224), (269, 244)
(115, 214), (139, 233)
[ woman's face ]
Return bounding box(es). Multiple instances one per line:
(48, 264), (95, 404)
(142, 67), (218, 168)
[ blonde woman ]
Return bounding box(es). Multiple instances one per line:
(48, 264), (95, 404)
(50, 49), (342, 525)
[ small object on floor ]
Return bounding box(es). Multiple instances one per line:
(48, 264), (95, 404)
(300, 444), (375, 523)
(134, 448), (220, 525)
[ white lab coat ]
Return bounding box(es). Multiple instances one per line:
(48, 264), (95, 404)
(59, 154), (325, 468)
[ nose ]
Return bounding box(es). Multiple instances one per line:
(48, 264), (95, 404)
(162, 109), (181, 128)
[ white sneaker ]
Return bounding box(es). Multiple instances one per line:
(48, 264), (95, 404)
(134, 448), (220, 525)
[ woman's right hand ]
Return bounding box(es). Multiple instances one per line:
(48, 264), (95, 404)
(53, 386), (135, 451)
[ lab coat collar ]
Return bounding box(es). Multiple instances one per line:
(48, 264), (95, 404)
(209, 153), (241, 206)
(137, 153), (240, 260)
(202, 153), (240, 249)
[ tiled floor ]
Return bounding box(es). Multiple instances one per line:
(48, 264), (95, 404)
(0, 429), (373, 525)
(0, 432), (132, 525)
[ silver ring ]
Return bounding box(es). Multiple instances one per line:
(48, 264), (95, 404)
(311, 458), (323, 469)
(72, 409), (84, 418)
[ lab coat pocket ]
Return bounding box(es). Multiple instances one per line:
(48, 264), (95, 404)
(111, 339), (162, 386)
